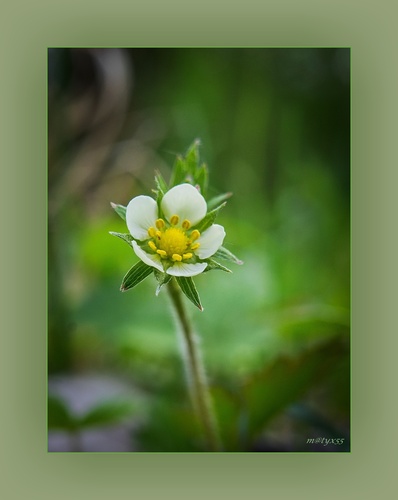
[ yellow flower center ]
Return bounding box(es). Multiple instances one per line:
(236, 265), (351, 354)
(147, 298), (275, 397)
(147, 217), (201, 263)
(158, 227), (188, 257)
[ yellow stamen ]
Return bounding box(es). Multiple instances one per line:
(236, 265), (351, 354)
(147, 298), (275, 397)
(158, 227), (188, 257)
(155, 218), (165, 230)
(156, 249), (167, 258)
(182, 219), (191, 230)
(156, 230), (162, 239)
(148, 227), (156, 238)
(183, 253), (193, 260)
(170, 214), (179, 226)
(191, 243), (200, 251)
(172, 254), (182, 262)
(148, 241), (157, 251)
(190, 229), (200, 241)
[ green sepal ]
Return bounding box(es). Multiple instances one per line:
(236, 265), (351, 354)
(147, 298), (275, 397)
(203, 259), (232, 273)
(110, 202), (127, 221)
(154, 269), (172, 296)
(193, 202), (227, 233)
(207, 192), (232, 211)
(176, 276), (203, 311)
(120, 261), (154, 292)
(109, 231), (134, 247)
(213, 246), (243, 265)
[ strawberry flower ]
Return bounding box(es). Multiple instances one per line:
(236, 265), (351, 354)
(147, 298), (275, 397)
(126, 183), (225, 277)
(110, 140), (242, 309)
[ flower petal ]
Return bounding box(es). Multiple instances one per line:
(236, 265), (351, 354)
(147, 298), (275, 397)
(166, 262), (208, 277)
(161, 184), (207, 226)
(131, 241), (164, 272)
(126, 195), (158, 240)
(195, 224), (226, 259)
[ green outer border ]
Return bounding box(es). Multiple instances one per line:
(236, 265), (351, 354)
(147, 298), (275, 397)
(1, 0), (396, 497)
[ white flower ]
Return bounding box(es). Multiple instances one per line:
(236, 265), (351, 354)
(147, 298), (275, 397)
(126, 183), (226, 277)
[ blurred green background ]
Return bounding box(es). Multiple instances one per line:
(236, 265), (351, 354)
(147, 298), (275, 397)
(48, 48), (350, 452)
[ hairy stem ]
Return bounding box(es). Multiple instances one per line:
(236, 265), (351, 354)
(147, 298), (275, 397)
(168, 278), (222, 452)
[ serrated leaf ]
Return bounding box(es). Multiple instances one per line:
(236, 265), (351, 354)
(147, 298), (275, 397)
(203, 259), (232, 273)
(193, 202), (227, 233)
(110, 202), (127, 221)
(154, 270), (172, 296)
(213, 246), (243, 265)
(121, 261), (154, 292)
(48, 395), (76, 430)
(79, 400), (135, 429)
(207, 192), (233, 211)
(176, 276), (203, 311)
(109, 231), (134, 247)
(170, 155), (189, 187)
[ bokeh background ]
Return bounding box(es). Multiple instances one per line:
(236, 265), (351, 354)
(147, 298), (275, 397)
(48, 47), (350, 452)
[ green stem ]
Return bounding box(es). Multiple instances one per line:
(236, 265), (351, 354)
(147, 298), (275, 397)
(168, 278), (222, 452)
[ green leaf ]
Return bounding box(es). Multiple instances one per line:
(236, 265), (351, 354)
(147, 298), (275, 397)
(170, 155), (189, 187)
(121, 261), (154, 292)
(203, 259), (232, 273)
(79, 400), (135, 429)
(48, 395), (76, 430)
(207, 192), (233, 211)
(193, 202), (227, 233)
(154, 270), (172, 296)
(109, 231), (133, 247)
(110, 202), (127, 221)
(213, 246), (243, 265)
(176, 276), (203, 311)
